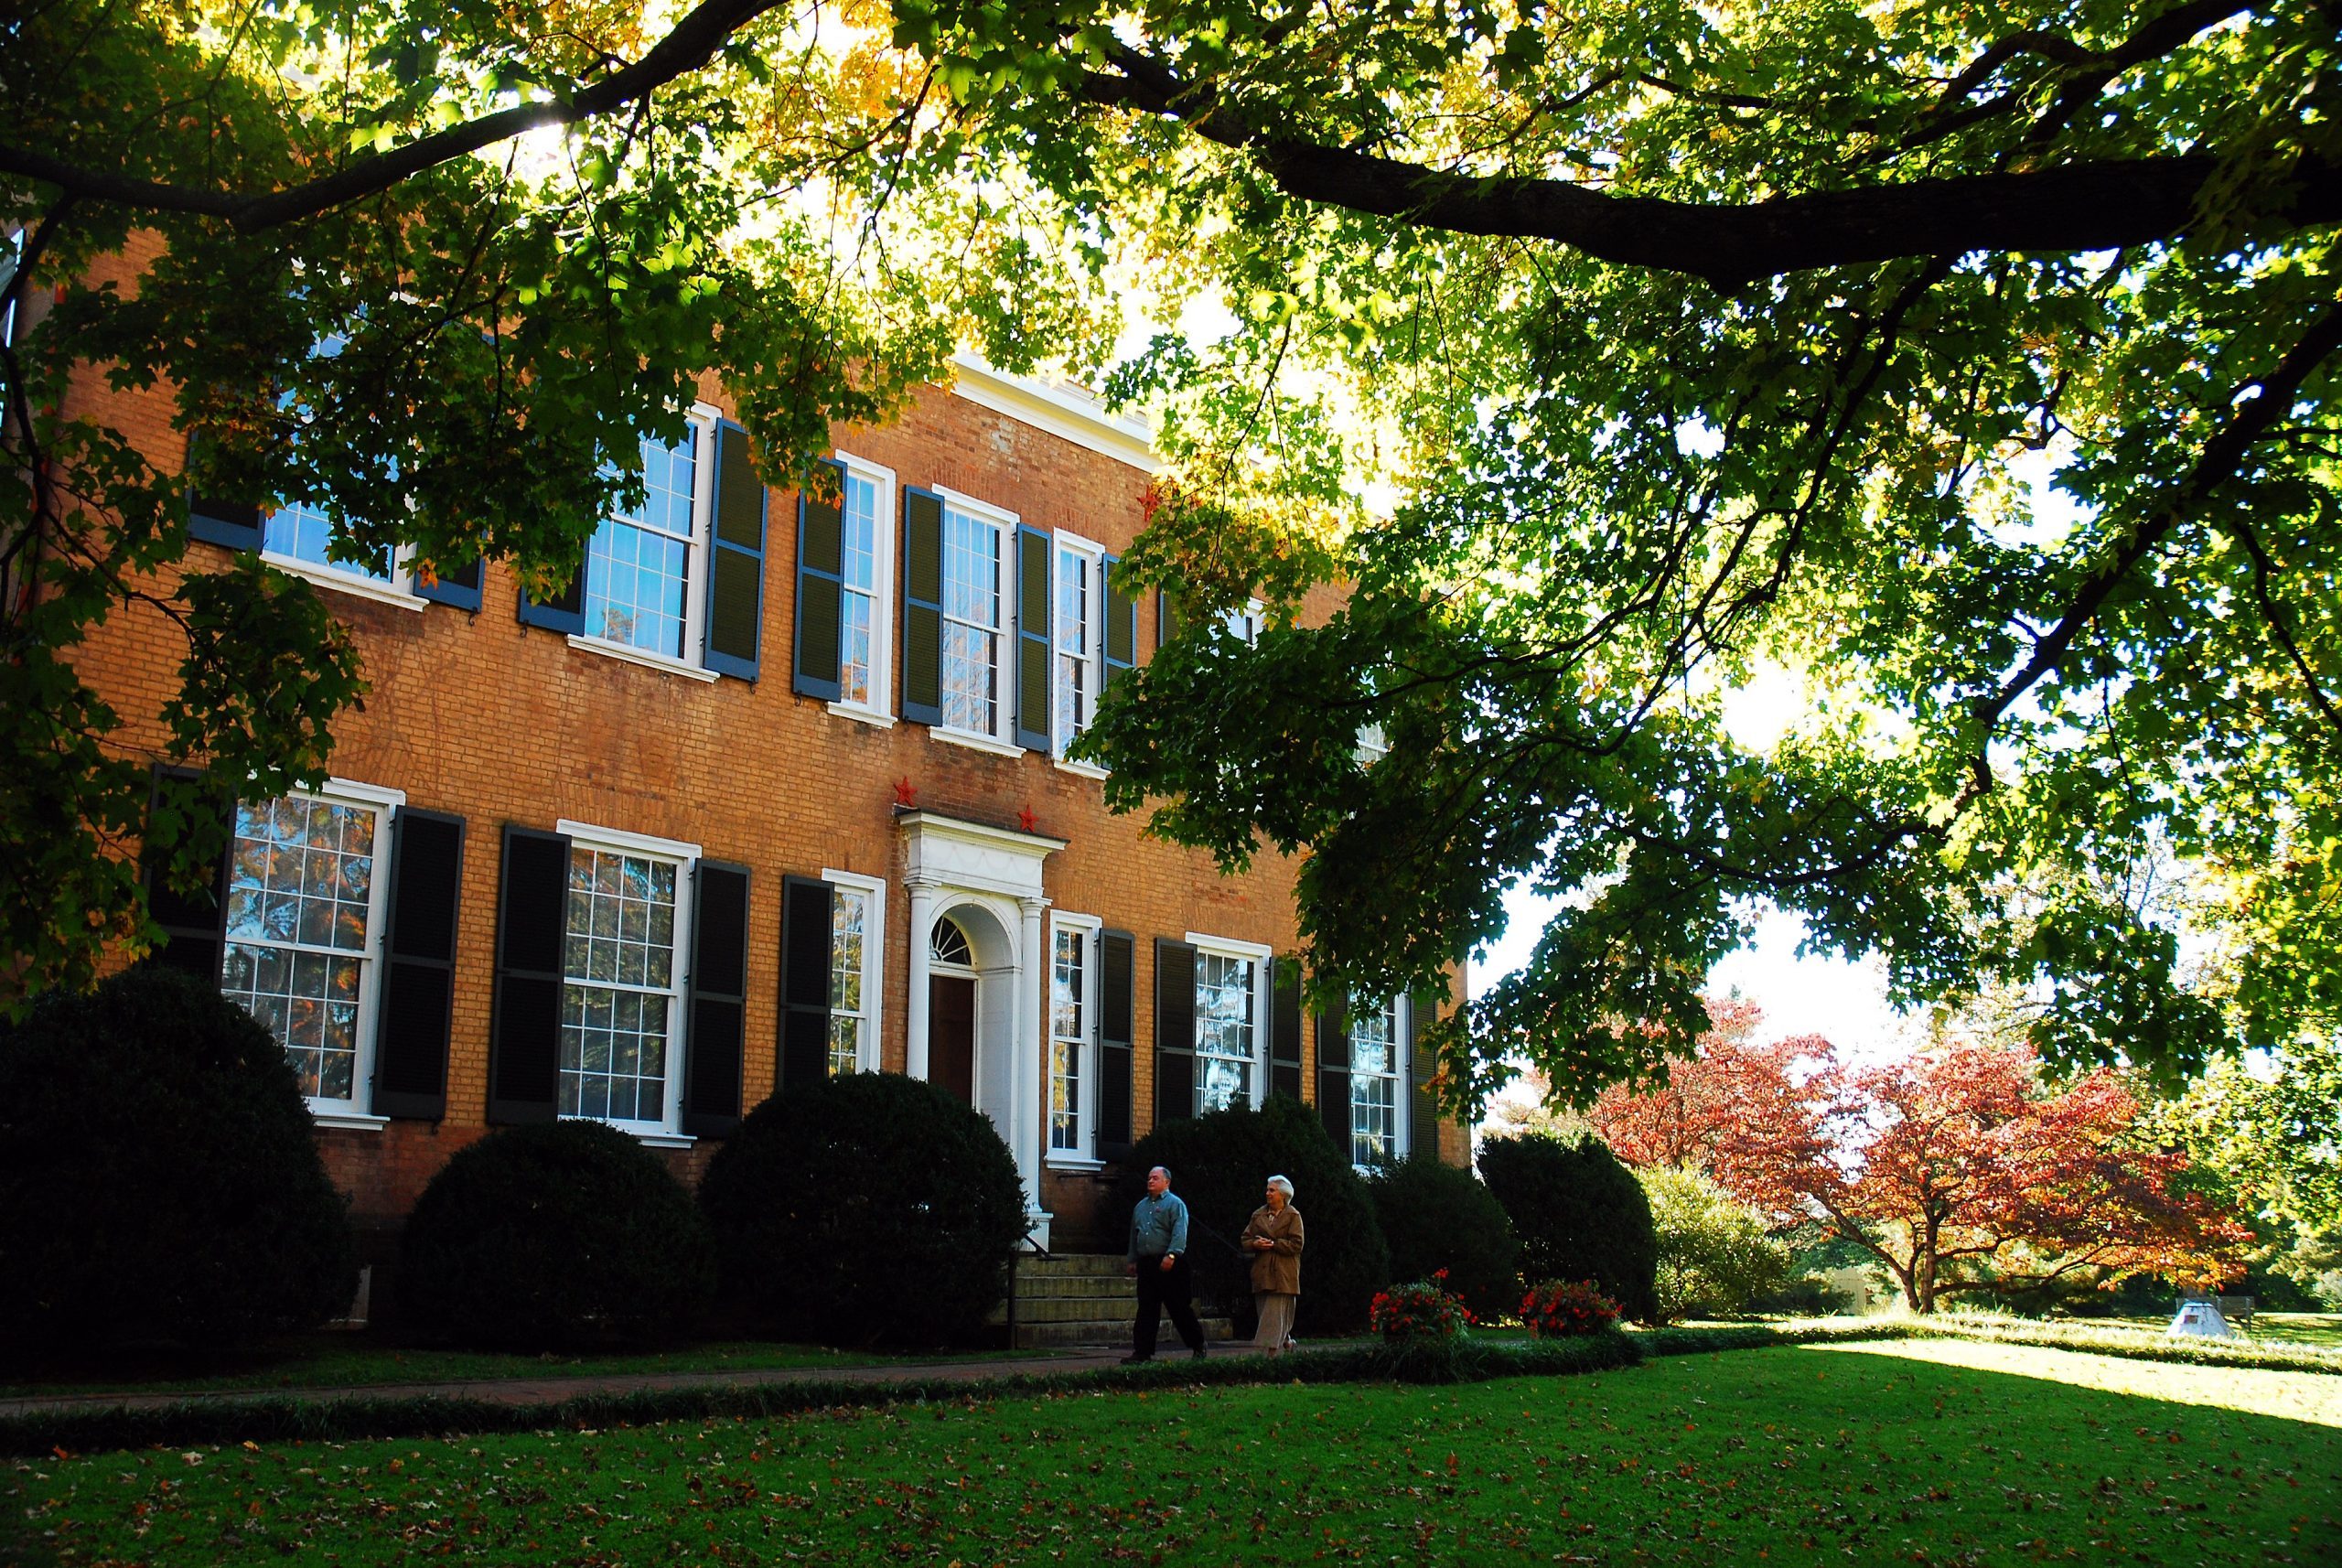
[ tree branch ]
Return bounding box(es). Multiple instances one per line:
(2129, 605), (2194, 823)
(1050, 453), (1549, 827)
(0, 0), (786, 232)
(1078, 22), (2335, 285)
(1965, 294), (2342, 789)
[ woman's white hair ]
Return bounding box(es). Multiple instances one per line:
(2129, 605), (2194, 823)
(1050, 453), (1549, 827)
(1267, 1174), (1295, 1198)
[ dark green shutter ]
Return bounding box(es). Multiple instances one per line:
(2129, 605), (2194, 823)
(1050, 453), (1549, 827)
(517, 565), (586, 635)
(1270, 954), (1304, 1102)
(142, 768), (232, 983)
(704, 420), (768, 680)
(1103, 553), (1135, 692)
(415, 557), (483, 611)
(1015, 524), (1052, 749)
(185, 435), (263, 551)
(779, 875), (834, 1090)
(1155, 588), (1182, 650)
(792, 459), (846, 700)
(684, 860), (751, 1135)
(1098, 929), (1136, 1157)
(1153, 938), (1197, 1128)
(901, 487), (944, 725)
(1408, 990), (1443, 1161)
(1316, 995), (1351, 1154)
(489, 824), (570, 1123)
(371, 807), (465, 1120)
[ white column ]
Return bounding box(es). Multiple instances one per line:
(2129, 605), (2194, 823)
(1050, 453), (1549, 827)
(905, 874), (939, 1081)
(1017, 894), (1051, 1242)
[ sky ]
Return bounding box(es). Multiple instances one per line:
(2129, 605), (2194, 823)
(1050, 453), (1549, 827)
(1466, 885), (1913, 1059)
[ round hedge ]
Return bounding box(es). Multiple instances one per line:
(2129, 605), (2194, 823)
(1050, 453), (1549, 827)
(0, 965), (358, 1359)
(698, 1072), (1026, 1348)
(399, 1120), (715, 1350)
(1122, 1095), (1390, 1336)
(1477, 1133), (1660, 1323)
(1368, 1154), (1521, 1324)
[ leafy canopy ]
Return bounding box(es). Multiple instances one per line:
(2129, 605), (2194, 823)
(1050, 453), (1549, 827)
(8, 0), (2341, 1115)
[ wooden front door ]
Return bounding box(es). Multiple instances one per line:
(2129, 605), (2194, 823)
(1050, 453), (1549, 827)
(929, 974), (976, 1104)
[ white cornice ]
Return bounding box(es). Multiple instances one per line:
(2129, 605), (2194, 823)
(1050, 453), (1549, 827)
(947, 356), (1160, 474)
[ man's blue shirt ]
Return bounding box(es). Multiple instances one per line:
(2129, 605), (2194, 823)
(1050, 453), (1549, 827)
(1128, 1191), (1190, 1261)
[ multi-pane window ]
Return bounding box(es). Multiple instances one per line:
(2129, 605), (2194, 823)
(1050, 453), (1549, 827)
(1195, 950), (1258, 1113)
(829, 883), (872, 1076)
(585, 431), (699, 657)
(1348, 995), (1402, 1167)
(839, 468), (882, 707)
(1219, 599), (1264, 645)
(260, 332), (395, 585)
(265, 499), (392, 582)
(1054, 539), (1101, 753)
(939, 502), (1003, 734)
(1050, 926), (1087, 1153)
(558, 846), (680, 1123)
(220, 792), (387, 1105)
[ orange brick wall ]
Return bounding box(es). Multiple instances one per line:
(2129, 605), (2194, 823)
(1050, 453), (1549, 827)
(57, 320), (1465, 1248)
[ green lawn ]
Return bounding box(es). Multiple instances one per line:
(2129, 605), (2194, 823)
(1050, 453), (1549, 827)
(2256, 1313), (2342, 1350)
(7, 1341), (2337, 1566)
(0, 1336), (1034, 1402)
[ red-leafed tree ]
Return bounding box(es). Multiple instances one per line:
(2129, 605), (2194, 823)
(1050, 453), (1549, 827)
(1593, 1023), (2249, 1313)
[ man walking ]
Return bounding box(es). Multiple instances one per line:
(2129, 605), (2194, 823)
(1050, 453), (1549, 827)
(1124, 1165), (1208, 1363)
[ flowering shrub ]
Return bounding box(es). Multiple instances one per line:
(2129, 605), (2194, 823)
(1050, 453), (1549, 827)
(1370, 1271), (1472, 1343)
(1522, 1279), (1623, 1337)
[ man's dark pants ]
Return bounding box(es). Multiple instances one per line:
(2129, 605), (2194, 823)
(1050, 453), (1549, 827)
(1131, 1253), (1205, 1359)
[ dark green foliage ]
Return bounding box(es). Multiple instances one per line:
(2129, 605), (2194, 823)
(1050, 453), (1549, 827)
(0, 966), (357, 1359)
(1368, 1154), (1520, 1322)
(399, 1121), (714, 1351)
(1121, 1095), (1390, 1335)
(698, 1072), (1026, 1348)
(1477, 1133), (1660, 1323)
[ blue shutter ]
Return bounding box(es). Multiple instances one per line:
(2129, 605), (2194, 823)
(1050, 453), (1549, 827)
(185, 436), (263, 551)
(900, 487), (945, 726)
(414, 557), (483, 611)
(1015, 524), (1052, 750)
(704, 419), (768, 680)
(793, 459), (846, 700)
(517, 564), (586, 635)
(1103, 553), (1136, 691)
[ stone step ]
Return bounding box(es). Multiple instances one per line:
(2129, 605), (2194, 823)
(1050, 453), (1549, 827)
(1009, 1274), (1135, 1303)
(1014, 1251), (1131, 1279)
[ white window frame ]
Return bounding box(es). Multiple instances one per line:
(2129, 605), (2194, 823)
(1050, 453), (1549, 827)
(1346, 993), (1410, 1170)
(1186, 930), (1273, 1114)
(827, 452), (898, 727)
(258, 330), (424, 612)
(566, 402), (723, 683)
(1219, 596), (1265, 646)
(822, 867), (888, 1073)
(933, 486), (1021, 751)
(1047, 910), (1103, 1167)
(553, 818), (701, 1144)
(220, 776), (405, 1131)
(1051, 530), (1108, 776)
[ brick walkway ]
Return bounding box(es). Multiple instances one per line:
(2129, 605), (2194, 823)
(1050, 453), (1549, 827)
(0, 1345), (1237, 1419)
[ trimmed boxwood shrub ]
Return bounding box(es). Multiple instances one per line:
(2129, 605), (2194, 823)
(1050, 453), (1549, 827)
(0, 966), (357, 1359)
(1477, 1132), (1660, 1324)
(1368, 1154), (1520, 1324)
(399, 1120), (715, 1350)
(1121, 1094), (1390, 1336)
(699, 1072), (1026, 1347)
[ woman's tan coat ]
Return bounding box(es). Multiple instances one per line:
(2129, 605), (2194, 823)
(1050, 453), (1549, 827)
(1240, 1202), (1305, 1295)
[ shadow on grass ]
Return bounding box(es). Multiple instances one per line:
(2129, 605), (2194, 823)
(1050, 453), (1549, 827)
(5, 1340), (2337, 1567)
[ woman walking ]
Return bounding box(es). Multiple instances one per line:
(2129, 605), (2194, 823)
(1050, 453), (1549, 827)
(1240, 1175), (1305, 1356)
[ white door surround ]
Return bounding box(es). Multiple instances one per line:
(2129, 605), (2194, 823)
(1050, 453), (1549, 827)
(898, 811), (1067, 1247)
